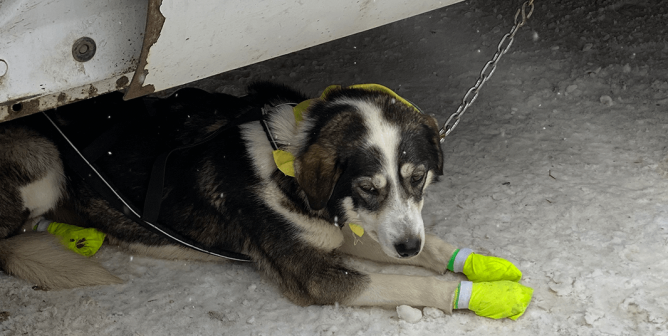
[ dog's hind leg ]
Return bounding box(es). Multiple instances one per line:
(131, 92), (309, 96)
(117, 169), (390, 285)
(0, 126), (122, 289)
(0, 126), (65, 237)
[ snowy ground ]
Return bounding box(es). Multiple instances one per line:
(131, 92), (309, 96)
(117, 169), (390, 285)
(2, 0), (668, 335)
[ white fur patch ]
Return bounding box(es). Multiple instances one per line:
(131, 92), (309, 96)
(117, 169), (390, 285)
(240, 105), (301, 181)
(268, 104), (299, 148)
(349, 100), (401, 178)
(19, 167), (64, 218)
(240, 123), (276, 180)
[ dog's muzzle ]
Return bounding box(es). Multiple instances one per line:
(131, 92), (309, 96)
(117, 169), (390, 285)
(394, 236), (422, 258)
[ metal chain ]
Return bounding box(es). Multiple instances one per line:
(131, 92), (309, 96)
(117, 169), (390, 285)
(439, 0), (535, 142)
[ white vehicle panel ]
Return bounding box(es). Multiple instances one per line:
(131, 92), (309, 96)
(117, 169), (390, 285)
(0, 0), (463, 121)
(125, 0), (463, 99)
(0, 0), (148, 121)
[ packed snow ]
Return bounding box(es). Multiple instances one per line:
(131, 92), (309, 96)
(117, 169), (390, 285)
(2, 0), (668, 335)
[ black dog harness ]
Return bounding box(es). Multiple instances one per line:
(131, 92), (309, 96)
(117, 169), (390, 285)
(43, 105), (258, 262)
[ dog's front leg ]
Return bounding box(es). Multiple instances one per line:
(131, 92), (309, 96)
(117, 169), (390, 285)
(337, 224), (456, 274)
(338, 224), (523, 283)
(346, 273), (459, 313)
(346, 273), (533, 320)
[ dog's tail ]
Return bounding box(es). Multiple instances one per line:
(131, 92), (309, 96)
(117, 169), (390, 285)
(0, 232), (122, 290)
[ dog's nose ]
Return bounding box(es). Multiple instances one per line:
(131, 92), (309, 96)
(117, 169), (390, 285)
(394, 237), (421, 258)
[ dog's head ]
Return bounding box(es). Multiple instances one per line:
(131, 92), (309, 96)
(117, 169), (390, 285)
(294, 86), (443, 259)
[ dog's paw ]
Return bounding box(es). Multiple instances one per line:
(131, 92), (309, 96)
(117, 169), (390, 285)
(36, 220), (106, 257)
(449, 248), (522, 282)
(463, 253), (522, 282)
(454, 280), (533, 320)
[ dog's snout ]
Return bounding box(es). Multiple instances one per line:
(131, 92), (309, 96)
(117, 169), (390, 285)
(394, 237), (421, 258)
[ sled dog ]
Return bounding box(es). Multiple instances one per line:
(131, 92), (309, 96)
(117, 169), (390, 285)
(0, 83), (472, 312)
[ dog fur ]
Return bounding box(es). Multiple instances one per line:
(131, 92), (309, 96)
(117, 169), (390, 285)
(0, 83), (466, 312)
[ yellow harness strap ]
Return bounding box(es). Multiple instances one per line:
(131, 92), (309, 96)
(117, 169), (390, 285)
(273, 149), (296, 177)
(345, 84), (421, 113)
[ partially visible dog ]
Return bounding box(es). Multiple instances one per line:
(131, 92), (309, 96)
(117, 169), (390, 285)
(0, 83), (471, 312)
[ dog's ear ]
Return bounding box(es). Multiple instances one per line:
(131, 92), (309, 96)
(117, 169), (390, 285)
(294, 143), (341, 210)
(423, 114), (444, 175)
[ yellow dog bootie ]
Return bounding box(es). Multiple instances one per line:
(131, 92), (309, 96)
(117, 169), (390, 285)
(34, 219), (106, 257)
(453, 280), (533, 320)
(448, 248), (523, 282)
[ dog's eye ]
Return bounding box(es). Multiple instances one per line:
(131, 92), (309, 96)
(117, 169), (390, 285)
(411, 171), (425, 184)
(358, 183), (376, 194)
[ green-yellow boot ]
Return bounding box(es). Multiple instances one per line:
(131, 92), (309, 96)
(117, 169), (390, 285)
(448, 248), (522, 282)
(34, 219), (106, 257)
(453, 280), (533, 320)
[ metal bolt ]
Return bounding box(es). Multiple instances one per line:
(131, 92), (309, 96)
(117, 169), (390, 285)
(72, 37), (96, 62)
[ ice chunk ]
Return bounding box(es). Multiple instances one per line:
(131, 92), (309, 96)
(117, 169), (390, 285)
(397, 305), (422, 323)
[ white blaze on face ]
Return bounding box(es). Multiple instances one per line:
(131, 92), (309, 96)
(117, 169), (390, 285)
(343, 100), (426, 258)
(375, 187), (426, 258)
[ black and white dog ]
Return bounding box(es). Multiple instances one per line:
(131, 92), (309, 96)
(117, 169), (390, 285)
(0, 83), (488, 313)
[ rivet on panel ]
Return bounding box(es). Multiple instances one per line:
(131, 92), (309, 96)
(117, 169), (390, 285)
(72, 37), (97, 62)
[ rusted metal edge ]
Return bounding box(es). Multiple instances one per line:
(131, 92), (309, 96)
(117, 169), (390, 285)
(124, 0), (166, 101)
(0, 74), (132, 123)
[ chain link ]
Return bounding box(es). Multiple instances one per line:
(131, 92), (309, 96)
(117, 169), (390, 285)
(439, 0), (535, 142)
